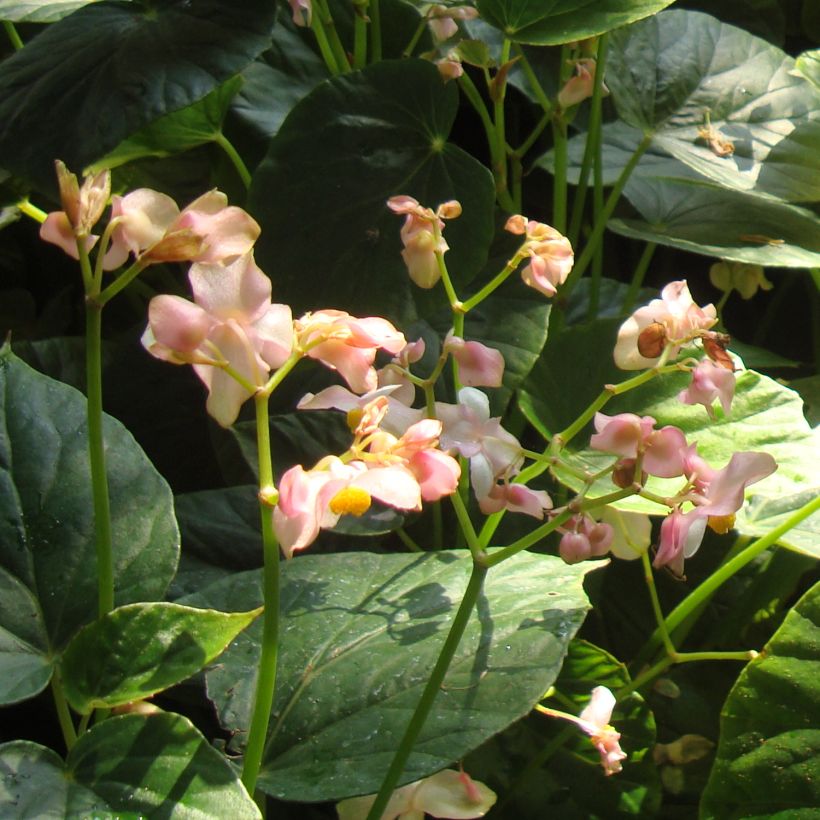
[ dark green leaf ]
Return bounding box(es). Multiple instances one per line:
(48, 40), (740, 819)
(0, 347), (179, 704)
(249, 59), (495, 326)
(60, 602), (261, 713)
(181, 549), (596, 801)
(701, 581), (820, 817)
(475, 0), (676, 46)
(0, 0), (276, 190)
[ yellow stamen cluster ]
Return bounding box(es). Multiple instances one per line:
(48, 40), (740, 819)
(329, 486), (372, 516)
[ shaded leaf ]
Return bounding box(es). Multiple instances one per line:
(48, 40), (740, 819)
(0, 0), (276, 190)
(249, 58), (495, 326)
(475, 0), (676, 46)
(0, 347), (179, 705)
(181, 550), (596, 801)
(0, 0), (95, 23)
(701, 581), (820, 817)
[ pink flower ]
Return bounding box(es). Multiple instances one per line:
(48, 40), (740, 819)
(504, 215), (574, 297)
(558, 58), (603, 108)
(444, 333), (505, 387)
(678, 359), (736, 418)
(590, 413), (687, 478)
(614, 280), (717, 370)
(577, 687), (628, 776)
(141, 252), (293, 427)
(104, 189), (260, 269)
(558, 515), (614, 563)
(40, 211), (97, 260)
(437, 387), (524, 499)
(387, 196), (461, 288)
(336, 768), (496, 820)
(478, 483), (553, 518)
(295, 309), (406, 394)
(653, 508), (708, 576)
(288, 0), (311, 26)
(377, 338), (426, 406)
(273, 456), (422, 558)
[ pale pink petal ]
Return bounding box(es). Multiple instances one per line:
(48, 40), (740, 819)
(308, 339), (377, 393)
(478, 484), (552, 518)
(560, 531), (592, 564)
(40, 211), (96, 259)
(678, 359), (736, 418)
(697, 452), (777, 515)
(407, 449), (461, 501)
(413, 769), (497, 818)
(445, 335), (505, 387)
(653, 510), (707, 575)
(176, 204), (260, 263)
(146, 294), (213, 355)
(578, 686), (616, 729)
(189, 252), (271, 321)
(354, 465), (422, 511)
(643, 426), (687, 478)
(255, 303), (294, 369)
(273, 465), (333, 557)
(386, 195), (421, 214)
(113, 188), (179, 254)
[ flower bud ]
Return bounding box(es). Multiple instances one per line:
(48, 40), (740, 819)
(559, 531), (592, 564)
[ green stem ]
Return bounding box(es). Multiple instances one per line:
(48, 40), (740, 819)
(241, 392), (282, 801)
(3, 20), (23, 50)
(310, 4), (342, 75)
(315, 0), (350, 72)
(369, 0), (382, 62)
(588, 101), (605, 319)
(214, 132), (252, 191)
(621, 242), (656, 313)
(636, 494), (820, 665)
(642, 551), (676, 657)
(17, 199), (47, 223)
(51, 671), (78, 750)
(460, 259), (519, 313)
(512, 45), (553, 115)
(396, 527), (423, 552)
(484, 509), (575, 566)
(562, 135), (652, 299)
(568, 36), (608, 247)
(449, 491), (484, 560)
(85, 301), (114, 617)
(552, 118), (568, 234)
(365, 562), (489, 820)
(402, 18), (426, 57)
(491, 39), (512, 210)
(675, 650), (757, 664)
(352, 3), (367, 69)
(435, 248), (460, 310)
(98, 260), (148, 306)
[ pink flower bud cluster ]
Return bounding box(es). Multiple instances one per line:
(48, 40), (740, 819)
(426, 4), (479, 43)
(588, 412), (776, 575)
(558, 515), (614, 564)
(505, 214), (574, 298)
(557, 58), (606, 109)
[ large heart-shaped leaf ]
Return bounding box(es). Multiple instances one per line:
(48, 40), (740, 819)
(701, 581), (820, 817)
(249, 58), (495, 326)
(0, 347), (179, 705)
(0, 713), (260, 818)
(60, 603), (262, 713)
(475, 0), (676, 46)
(0, 0), (276, 190)
(181, 550), (596, 801)
(0, 0), (93, 23)
(606, 9), (820, 202)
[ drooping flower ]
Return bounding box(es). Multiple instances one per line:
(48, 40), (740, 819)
(426, 4), (480, 43)
(614, 280), (717, 370)
(558, 58), (606, 108)
(436, 387), (524, 500)
(444, 333), (505, 387)
(104, 188), (260, 269)
(576, 687), (628, 776)
(558, 515), (614, 563)
(678, 358), (736, 419)
(336, 768), (496, 820)
(294, 309), (406, 394)
(590, 412), (687, 478)
(141, 251), (293, 426)
(478, 482), (553, 518)
(387, 196), (462, 288)
(504, 215), (573, 297)
(599, 508), (652, 561)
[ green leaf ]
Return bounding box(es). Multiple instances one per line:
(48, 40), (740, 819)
(0, 0), (95, 23)
(249, 59), (495, 326)
(0, 713), (261, 818)
(466, 638), (660, 817)
(87, 76), (243, 172)
(181, 550), (596, 801)
(0, 0), (276, 191)
(60, 602), (262, 713)
(475, 0), (676, 45)
(606, 9), (820, 202)
(795, 48), (820, 91)
(610, 176), (820, 269)
(701, 581), (820, 817)
(0, 347), (179, 705)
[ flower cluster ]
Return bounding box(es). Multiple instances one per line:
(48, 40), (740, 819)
(505, 214), (574, 297)
(589, 412), (776, 576)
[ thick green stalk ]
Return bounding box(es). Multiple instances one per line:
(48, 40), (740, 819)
(85, 301), (114, 617)
(369, 0), (382, 61)
(562, 135), (651, 299)
(241, 392), (281, 800)
(353, 3), (368, 69)
(315, 0), (349, 73)
(214, 132), (252, 191)
(635, 494), (820, 665)
(621, 242), (656, 313)
(365, 561), (489, 820)
(51, 671), (78, 750)
(552, 118), (568, 234)
(310, 5), (342, 74)
(3, 21), (23, 50)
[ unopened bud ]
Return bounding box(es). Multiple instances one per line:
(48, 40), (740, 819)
(559, 531), (592, 564)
